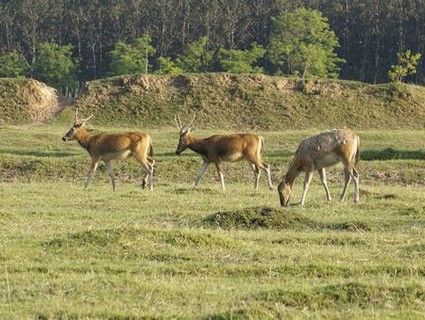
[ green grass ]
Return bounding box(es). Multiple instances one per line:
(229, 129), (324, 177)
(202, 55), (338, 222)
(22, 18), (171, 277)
(1, 182), (425, 318)
(1, 123), (425, 318)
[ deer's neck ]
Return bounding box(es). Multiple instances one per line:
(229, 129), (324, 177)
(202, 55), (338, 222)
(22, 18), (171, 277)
(188, 135), (208, 157)
(284, 161), (301, 187)
(75, 129), (94, 152)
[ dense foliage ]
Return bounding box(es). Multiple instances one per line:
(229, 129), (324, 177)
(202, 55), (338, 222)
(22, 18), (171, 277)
(268, 8), (344, 78)
(32, 43), (79, 94)
(0, 0), (424, 85)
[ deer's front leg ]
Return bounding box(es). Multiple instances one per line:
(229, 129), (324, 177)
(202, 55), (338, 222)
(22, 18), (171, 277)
(318, 168), (332, 201)
(194, 161), (209, 187)
(84, 161), (98, 189)
(300, 170), (314, 206)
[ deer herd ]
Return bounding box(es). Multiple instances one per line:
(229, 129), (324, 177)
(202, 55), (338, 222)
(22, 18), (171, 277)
(63, 109), (361, 207)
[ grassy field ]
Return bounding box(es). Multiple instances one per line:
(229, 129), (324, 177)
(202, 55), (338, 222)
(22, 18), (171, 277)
(1, 122), (425, 319)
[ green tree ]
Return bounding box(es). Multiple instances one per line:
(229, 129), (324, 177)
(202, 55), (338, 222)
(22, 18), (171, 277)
(108, 35), (156, 76)
(32, 42), (79, 93)
(218, 42), (265, 74)
(268, 8), (345, 78)
(0, 50), (29, 77)
(155, 57), (183, 75)
(388, 50), (422, 82)
(175, 37), (214, 73)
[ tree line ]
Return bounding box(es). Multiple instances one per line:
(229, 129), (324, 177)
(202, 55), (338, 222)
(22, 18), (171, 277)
(0, 0), (424, 91)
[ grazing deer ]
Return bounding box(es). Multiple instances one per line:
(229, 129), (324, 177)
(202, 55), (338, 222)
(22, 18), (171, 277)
(277, 128), (360, 207)
(62, 109), (154, 191)
(174, 114), (273, 190)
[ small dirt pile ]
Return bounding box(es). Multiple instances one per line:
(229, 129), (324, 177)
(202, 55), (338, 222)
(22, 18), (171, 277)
(204, 206), (317, 230)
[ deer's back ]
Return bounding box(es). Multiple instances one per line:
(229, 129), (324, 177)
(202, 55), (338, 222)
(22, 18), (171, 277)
(92, 132), (149, 154)
(296, 129), (359, 167)
(204, 133), (260, 161)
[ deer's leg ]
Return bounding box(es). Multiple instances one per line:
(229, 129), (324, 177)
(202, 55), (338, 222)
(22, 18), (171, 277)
(250, 163), (261, 191)
(105, 161), (116, 191)
(84, 161), (98, 189)
(300, 170), (314, 206)
(352, 167), (360, 203)
(318, 168), (332, 201)
(146, 158), (155, 190)
(194, 161), (209, 187)
(214, 162), (225, 190)
(250, 158), (273, 190)
(262, 161), (273, 190)
(134, 155), (154, 190)
(147, 157), (155, 167)
(144, 161), (154, 191)
(340, 167), (352, 202)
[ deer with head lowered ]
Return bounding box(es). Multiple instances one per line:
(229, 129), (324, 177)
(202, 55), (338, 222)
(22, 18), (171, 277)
(62, 109), (154, 190)
(277, 128), (360, 207)
(174, 115), (273, 190)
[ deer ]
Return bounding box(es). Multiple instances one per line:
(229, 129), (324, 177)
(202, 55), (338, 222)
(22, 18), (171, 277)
(277, 128), (360, 207)
(174, 114), (273, 191)
(62, 108), (155, 191)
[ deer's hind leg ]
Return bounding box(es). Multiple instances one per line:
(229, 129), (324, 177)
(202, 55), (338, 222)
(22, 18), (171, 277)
(133, 151), (154, 190)
(340, 166), (352, 202)
(248, 157), (273, 190)
(214, 162), (226, 190)
(105, 161), (116, 191)
(352, 167), (360, 203)
(261, 161), (273, 190)
(250, 163), (261, 191)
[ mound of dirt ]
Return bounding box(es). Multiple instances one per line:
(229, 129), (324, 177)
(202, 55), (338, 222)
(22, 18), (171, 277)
(0, 78), (59, 124)
(204, 206), (316, 229)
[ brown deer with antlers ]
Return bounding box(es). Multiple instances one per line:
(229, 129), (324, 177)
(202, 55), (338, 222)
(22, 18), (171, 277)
(277, 128), (360, 207)
(62, 109), (154, 190)
(174, 115), (273, 190)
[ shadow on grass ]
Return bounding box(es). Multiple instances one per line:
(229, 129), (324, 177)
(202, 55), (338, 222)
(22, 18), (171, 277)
(362, 148), (425, 161)
(0, 148), (77, 158)
(174, 187), (221, 195)
(204, 280), (425, 319)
